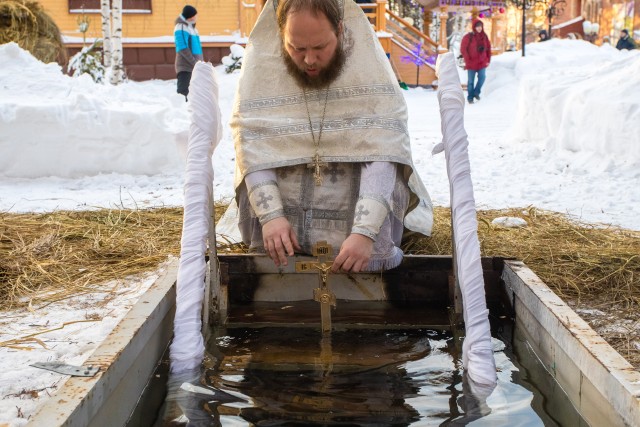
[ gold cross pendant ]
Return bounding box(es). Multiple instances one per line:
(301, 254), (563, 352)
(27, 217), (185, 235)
(307, 153), (328, 186)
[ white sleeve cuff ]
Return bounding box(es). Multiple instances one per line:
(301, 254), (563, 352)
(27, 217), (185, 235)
(247, 179), (284, 225)
(351, 196), (390, 240)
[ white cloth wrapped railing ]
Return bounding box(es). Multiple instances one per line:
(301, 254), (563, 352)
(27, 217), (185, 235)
(434, 52), (497, 386)
(170, 62), (222, 373)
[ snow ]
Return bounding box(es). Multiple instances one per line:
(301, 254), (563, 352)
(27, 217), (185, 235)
(491, 216), (528, 228)
(0, 268), (169, 425)
(0, 38), (639, 425)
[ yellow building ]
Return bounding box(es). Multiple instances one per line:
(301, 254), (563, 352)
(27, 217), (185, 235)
(39, 0), (439, 85)
(42, 0), (263, 39)
(39, 0), (264, 80)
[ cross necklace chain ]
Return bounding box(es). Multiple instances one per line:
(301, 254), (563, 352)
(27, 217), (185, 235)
(303, 87), (330, 186)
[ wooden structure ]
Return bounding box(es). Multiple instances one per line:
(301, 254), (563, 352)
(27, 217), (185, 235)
(582, 0), (640, 45)
(41, 0), (623, 84)
(26, 255), (640, 427)
(41, 0), (440, 85)
(41, 0), (261, 80)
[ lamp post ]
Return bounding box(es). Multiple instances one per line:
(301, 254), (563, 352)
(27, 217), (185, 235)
(546, 0), (565, 38)
(582, 20), (600, 43)
(508, 0), (544, 56)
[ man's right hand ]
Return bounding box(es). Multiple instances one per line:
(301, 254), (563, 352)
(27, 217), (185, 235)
(262, 217), (301, 267)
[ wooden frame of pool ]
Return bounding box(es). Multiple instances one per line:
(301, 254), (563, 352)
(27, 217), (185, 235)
(27, 256), (640, 426)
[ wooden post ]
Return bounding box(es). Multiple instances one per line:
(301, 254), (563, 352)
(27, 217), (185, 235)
(439, 6), (448, 51)
(491, 7), (501, 53)
(423, 8), (433, 37)
(376, 0), (387, 32)
(239, 0), (262, 37)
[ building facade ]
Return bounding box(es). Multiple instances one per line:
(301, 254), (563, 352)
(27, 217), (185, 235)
(587, 0), (640, 44)
(40, 0), (264, 80)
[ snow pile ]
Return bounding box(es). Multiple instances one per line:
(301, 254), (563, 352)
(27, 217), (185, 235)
(496, 40), (640, 170)
(0, 270), (164, 426)
(1, 39), (639, 229)
(0, 42), (190, 179)
(221, 43), (245, 73)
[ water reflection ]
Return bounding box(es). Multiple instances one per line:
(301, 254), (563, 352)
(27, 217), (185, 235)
(157, 365), (242, 426)
(156, 327), (568, 426)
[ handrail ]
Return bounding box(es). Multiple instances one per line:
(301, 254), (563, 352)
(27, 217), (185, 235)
(386, 8), (438, 50)
(386, 20), (434, 53)
(386, 21), (437, 68)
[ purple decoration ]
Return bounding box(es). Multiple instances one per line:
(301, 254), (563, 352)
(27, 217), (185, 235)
(401, 42), (429, 67)
(439, 0), (505, 6)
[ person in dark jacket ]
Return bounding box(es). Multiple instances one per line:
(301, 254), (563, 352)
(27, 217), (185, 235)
(538, 29), (549, 42)
(174, 5), (203, 100)
(615, 29), (637, 50)
(460, 19), (492, 104)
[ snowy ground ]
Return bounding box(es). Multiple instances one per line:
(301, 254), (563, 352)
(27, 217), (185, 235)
(2, 40), (640, 229)
(0, 39), (639, 425)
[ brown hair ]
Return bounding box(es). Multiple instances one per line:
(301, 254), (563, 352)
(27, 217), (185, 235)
(276, 0), (342, 35)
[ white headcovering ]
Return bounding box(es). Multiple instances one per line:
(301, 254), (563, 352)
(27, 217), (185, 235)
(231, 0), (433, 235)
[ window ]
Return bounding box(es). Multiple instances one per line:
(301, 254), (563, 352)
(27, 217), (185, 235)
(69, 0), (152, 13)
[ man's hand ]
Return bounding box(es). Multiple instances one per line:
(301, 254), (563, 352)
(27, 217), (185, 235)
(331, 234), (374, 273)
(262, 217), (301, 267)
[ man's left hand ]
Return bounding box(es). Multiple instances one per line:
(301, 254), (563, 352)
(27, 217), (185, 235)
(331, 234), (374, 273)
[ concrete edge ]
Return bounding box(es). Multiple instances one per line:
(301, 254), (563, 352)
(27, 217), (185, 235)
(27, 259), (178, 427)
(503, 260), (640, 427)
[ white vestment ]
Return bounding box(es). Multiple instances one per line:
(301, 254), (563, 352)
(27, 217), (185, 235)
(230, 0), (433, 269)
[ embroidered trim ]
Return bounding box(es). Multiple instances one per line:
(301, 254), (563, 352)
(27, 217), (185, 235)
(366, 247), (403, 271)
(247, 179), (278, 197)
(358, 194), (392, 214)
(239, 84), (397, 112)
(243, 117), (408, 141)
(242, 156), (411, 178)
(259, 209), (286, 225)
(351, 226), (377, 241)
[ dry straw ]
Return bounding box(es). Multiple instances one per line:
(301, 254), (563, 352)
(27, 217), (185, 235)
(409, 206), (640, 308)
(1, 205), (638, 366)
(0, 0), (65, 63)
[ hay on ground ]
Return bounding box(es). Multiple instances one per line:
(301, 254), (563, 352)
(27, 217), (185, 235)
(0, 205), (638, 368)
(0, 0), (65, 63)
(408, 206), (640, 308)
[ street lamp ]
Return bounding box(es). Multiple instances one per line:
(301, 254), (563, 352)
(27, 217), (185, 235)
(582, 20), (600, 43)
(507, 0), (544, 56)
(546, 0), (566, 38)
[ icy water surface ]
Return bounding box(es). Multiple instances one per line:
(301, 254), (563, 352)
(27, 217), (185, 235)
(154, 325), (586, 426)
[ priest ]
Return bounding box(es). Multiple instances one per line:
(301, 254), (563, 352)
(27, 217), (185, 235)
(231, 0), (433, 272)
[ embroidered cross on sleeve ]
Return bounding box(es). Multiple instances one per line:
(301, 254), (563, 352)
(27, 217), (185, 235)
(245, 170), (285, 225)
(351, 162), (397, 240)
(351, 197), (390, 240)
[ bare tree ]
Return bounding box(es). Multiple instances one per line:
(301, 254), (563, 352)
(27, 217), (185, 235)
(110, 0), (125, 84)
(100, 0), (112, 68)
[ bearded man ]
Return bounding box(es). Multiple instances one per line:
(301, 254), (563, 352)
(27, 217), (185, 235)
(230, 0), (433, 272)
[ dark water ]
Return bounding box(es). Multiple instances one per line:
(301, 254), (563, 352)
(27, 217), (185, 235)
(153, 324), (586, 426)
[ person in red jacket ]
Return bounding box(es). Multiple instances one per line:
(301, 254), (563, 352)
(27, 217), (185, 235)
(460, 19), (492, 104)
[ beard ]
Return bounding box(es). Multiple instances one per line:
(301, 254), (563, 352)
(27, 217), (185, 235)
(282, 42), (346, 89)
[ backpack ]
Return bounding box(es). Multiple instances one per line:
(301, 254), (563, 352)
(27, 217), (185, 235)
(456, 32), (473, 69)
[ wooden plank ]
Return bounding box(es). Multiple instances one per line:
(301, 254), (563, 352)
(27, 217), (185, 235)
(227, 300), (451, 330)
(502, 260), (640, 427)
(27, 260), (178, 427)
